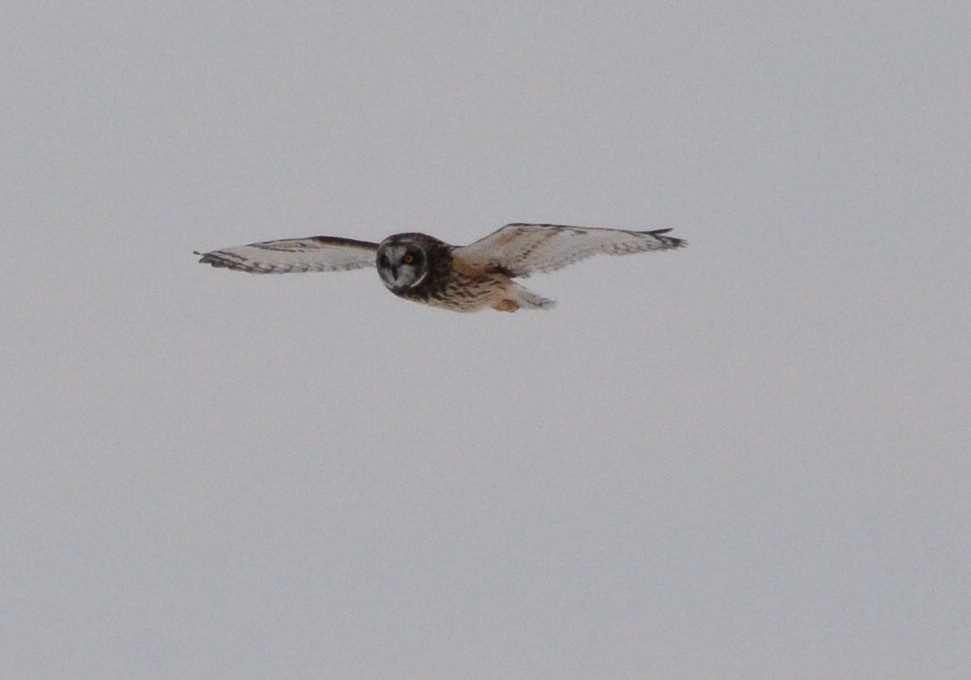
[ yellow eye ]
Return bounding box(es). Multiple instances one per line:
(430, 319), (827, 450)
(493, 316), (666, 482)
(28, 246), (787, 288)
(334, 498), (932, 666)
(403, 254), (415, 264)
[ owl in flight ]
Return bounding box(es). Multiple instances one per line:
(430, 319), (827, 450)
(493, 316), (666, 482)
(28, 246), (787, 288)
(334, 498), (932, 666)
(197, 223), (685, 312)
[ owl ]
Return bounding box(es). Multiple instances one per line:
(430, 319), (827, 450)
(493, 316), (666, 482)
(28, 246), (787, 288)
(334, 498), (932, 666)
(196, 223), (685, 312)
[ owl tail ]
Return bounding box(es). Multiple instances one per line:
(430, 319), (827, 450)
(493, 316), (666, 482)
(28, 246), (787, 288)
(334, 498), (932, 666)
(496, 283), (556, 312)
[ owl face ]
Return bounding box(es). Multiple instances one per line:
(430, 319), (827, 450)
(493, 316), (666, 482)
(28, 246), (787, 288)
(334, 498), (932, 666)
(376, 236), (430, 291)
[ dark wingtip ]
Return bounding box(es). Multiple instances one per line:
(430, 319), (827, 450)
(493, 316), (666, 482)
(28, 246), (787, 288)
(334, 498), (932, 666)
(196, 251), (234, 269)
(645, 228), (687, 248)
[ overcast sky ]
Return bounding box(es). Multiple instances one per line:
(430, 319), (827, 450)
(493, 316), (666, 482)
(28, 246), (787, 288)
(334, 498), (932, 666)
(2, 2), (969, 678)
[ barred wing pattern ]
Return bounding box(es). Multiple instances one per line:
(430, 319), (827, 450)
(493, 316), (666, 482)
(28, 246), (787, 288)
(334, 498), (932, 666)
(196, 236), (379, 274)
(455, 223), (685, 277)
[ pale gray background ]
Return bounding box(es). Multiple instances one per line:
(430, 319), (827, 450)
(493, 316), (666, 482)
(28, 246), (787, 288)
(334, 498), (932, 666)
(2, 2), (969, 678)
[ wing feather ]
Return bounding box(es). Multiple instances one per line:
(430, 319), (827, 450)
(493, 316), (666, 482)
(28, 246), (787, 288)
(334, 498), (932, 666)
(454, 223), (685, 277)
(196, 236), (379, 274)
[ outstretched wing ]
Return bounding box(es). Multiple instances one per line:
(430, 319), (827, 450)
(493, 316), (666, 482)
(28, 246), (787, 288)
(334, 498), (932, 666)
(196, 236), (379, 274)
(454, 223), (685, 277)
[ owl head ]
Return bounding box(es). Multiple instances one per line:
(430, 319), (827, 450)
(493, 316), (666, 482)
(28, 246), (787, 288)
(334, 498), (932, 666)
(376, 233), (447, 291)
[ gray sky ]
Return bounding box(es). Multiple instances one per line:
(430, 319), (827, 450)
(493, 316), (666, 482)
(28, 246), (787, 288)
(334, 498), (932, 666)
(2, 2), (969, 678)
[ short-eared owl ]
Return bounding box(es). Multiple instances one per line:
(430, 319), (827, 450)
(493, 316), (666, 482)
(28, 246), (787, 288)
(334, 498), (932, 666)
(196, 223), (685, 312)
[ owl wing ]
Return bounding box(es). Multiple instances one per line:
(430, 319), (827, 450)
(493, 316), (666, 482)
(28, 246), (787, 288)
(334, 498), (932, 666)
(196, 236), (379, 273)
(453, 223), (685, 277)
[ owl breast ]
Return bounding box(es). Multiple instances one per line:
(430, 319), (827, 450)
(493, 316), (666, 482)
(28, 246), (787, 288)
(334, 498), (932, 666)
(407, 270), (511, 312)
